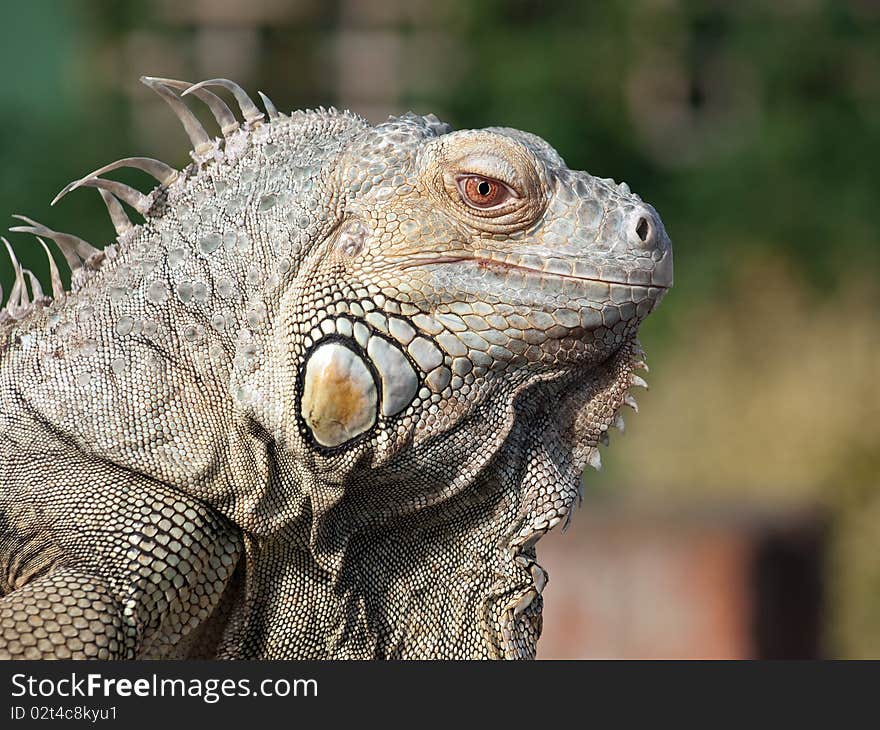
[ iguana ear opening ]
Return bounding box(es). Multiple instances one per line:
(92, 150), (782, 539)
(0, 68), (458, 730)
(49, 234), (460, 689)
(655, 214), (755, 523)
(333, 218), (371, 258)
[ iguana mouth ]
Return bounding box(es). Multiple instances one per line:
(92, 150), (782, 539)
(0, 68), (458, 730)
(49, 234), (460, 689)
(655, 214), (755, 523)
(403, 255), (670, 290)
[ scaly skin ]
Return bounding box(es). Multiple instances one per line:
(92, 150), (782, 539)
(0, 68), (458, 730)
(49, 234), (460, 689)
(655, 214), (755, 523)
(0, 77), (671, 659)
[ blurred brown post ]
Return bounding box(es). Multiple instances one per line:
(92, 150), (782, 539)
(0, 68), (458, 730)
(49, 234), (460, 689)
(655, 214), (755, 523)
(537, 501), (827, 659)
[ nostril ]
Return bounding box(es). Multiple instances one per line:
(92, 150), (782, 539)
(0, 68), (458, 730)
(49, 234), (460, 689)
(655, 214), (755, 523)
(635, 216), (650, 243)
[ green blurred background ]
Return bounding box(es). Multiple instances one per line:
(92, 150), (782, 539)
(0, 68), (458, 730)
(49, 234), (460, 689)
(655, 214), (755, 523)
(1, 0), (878, 657)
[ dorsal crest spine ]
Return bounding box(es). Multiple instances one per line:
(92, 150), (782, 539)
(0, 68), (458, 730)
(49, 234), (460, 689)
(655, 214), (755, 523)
(0, 77), (286, 325)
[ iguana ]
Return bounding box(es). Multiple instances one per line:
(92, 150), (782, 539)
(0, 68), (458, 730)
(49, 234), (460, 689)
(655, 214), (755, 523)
(0, 77), (672, 659)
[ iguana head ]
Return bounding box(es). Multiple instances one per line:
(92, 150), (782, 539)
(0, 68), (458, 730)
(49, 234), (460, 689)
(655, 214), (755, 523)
(1, 79), (671, 658)
(287, 119), (668, 445)
(290, 115), (670, 447)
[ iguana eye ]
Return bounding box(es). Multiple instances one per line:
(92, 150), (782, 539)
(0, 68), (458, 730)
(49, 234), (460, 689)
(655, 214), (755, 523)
(456, 174), (514, 209)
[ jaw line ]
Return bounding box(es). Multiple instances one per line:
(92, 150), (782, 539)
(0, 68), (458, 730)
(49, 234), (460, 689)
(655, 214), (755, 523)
(400, 255), (670, 290)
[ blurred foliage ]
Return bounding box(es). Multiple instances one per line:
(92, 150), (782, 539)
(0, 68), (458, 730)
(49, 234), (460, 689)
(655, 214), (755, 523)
(0, 0), (878, 656)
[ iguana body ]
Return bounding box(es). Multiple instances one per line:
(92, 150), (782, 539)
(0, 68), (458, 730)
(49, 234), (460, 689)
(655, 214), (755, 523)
(0, 77), (672, 659)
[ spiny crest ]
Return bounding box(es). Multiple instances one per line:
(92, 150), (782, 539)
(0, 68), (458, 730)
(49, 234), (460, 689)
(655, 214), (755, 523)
(0, 77), (282, 326)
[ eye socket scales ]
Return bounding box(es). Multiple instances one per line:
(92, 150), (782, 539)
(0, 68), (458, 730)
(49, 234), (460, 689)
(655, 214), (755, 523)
(429, 130), (550, 233)
(456, 174), (515, 209)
